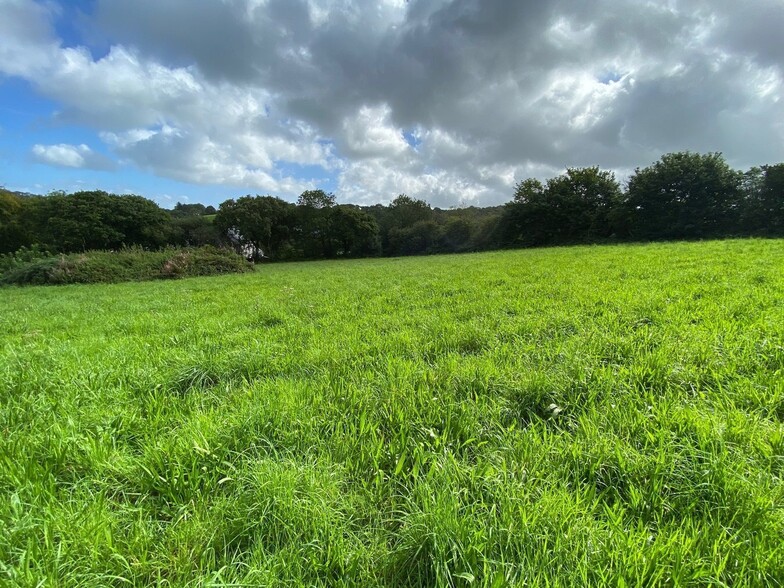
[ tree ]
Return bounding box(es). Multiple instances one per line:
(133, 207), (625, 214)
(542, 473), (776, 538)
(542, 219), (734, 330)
(215, 195), (295, 260)
(388, 220), (440, 255)
(547, 167), (623, 240)
(328, 205), (380, 257)
(379, 194), (433, 255)
(625, 152), (742, 240)
(22, 191), (171, 253)
(296, 189), (336, 258)
(171, 202), (208, 217)
(439, 217), (473, 252)
(740, 163), (784, 235)
(112, 194), (174, 249)
(387, 194), (432, 228)
(0, 189), (26, 253)
(0, 189), (21, 224)
(170, 215), (223, 247)
(499, 178), (546, 246)
(500, 168), (622, 246)
(297, 189), (336, 209)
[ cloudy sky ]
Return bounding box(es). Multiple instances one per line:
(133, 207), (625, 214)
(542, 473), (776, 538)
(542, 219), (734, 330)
(1, 0), (782, 208)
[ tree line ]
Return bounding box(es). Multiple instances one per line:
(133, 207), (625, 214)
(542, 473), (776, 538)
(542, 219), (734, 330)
(1, 151), (782, 260)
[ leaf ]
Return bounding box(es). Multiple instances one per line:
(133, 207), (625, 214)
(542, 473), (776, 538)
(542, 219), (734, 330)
(394, 450), (407, 477)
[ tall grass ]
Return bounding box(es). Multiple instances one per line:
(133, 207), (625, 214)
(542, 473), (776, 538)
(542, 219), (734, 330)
(1, 239), (782, 586)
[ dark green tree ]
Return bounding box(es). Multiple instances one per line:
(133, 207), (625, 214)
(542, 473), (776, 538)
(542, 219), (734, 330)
(625, 152), (742, 240)
(170, 215), (223, 247)
(439, 217), (473, 252)
(380, 194), (433, 255)
(215, 195), (295, 260)
(297, 189), (336, 209)
(740, 163), (784, 235)
(113, 194), (174, 249)
(0, 189), (26, 253)
(296, 189), (336, 258)
(23, 191), (171, 253)
(0, 189), (21, 224)
(500, 168), (622, 246)
(388, 194), (432, 228)
(498, 178), (546, 246)
(328, 205), (380, 257)
(388, 220), (440, 255)
(171, 202), (208, 217)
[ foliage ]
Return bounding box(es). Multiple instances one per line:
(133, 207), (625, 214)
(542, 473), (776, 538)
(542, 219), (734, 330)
(1, 240), (783, 585)
(30, 191), (173, 252)
(0, 190), (32, 253)
(297, 189), (337, 209)
(378, 195), (435, 255)
(170, 202), (217, 217)
(295, 190), (338, 258)
(741, 163), (784, 235)
(328, 204), (381, 257)
(169, 215), (223, 247)
(388, 220), (440, 256)
(0, 188), (22, 225)
(0, 246), (252, 286)
(625, 152), (743, 240)
(439, 217), (473, 252)
(0, 244), (52, 273)
(388, 194), (433, 227)
(502, 168), (623, 246)
(215, 195), (295, 260)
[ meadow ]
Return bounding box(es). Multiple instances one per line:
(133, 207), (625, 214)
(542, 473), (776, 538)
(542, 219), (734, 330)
(1, 239), (783, 587)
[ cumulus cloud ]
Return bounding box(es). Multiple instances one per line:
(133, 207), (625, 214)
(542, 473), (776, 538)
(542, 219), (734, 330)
(0, 0), (58, 77)
(31, 143), (116, 170)
(102, 125), (315, 195)
(2, 0), (783, 205)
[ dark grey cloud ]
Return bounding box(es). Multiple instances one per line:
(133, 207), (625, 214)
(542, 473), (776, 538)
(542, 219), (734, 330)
(90, 0), (261, 82)
(710, 0), (784, 70)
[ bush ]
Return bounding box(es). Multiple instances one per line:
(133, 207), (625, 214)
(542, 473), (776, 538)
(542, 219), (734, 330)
(0, 246), (252, 286)
(0, 245), (52, 273)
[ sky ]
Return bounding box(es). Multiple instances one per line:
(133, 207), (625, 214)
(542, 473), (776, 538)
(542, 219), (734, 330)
(0, 0), (782, 209)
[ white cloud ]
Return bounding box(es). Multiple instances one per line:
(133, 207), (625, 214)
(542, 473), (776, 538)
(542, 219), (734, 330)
(103, 125), (314, 196)
(341, 104), (410, 159)
(31, 143), (116, 170)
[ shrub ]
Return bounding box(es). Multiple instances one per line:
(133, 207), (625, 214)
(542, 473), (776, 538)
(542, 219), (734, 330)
(0, 245), (52, 273)
(0, 246), (252, 286)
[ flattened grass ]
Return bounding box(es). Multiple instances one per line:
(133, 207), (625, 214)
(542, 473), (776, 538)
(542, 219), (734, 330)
(1, 239), (783, 586)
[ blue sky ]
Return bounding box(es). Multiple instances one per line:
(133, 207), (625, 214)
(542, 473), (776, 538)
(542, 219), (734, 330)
(1, 0), (782, 209)
(0, 52), (250, 206)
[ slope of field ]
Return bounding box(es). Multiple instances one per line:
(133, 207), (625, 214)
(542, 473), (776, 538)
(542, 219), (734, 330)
(1, 240), (783, 586)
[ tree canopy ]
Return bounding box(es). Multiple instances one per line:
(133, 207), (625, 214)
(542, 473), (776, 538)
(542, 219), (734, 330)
(215, 195), (294, 260)
(625, 152), (742, 240)
(502, 168), (622, 246)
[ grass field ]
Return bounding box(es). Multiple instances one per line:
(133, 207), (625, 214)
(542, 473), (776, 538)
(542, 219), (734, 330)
(1, 240), (783, 586)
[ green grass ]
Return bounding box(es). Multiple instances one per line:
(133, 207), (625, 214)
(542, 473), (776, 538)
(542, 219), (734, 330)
(1, 239), (783, 586)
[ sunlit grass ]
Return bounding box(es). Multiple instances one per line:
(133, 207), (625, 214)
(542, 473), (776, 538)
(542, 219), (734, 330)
(1, 239), (783, 586)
